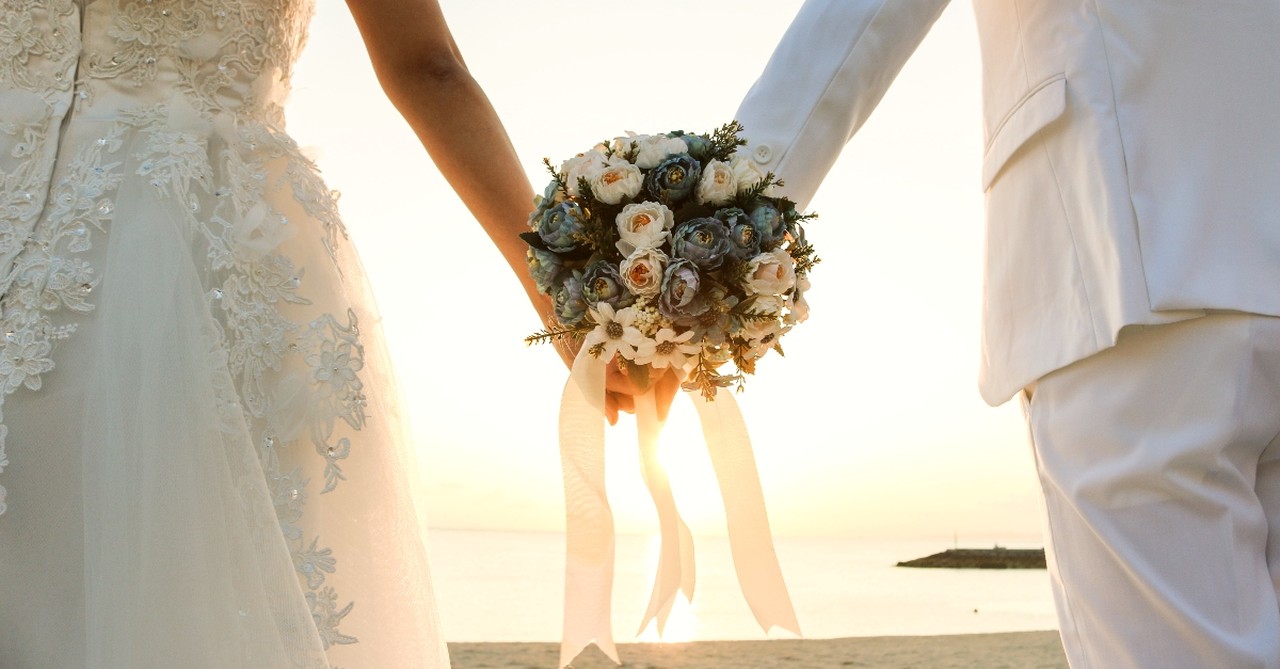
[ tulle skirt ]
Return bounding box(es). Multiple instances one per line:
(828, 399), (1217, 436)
(0, 101), (449, 668)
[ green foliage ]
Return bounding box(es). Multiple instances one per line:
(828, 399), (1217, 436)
(738, 171), (786, 205)
(542, 157), (569, 198)
(681, 353), (740, 401)
(574, 204), (621, 258)
(524, 323), (591, 347)
(790, 242), (821, 276)
(707, 120), (748, 162)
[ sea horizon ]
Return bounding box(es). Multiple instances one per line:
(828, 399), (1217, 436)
(427, 528), (1058, 644)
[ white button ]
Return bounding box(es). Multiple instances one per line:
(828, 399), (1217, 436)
(752, 144), (773, 164)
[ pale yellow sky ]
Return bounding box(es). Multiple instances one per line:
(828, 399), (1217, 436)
(285, 0), (1043, 543)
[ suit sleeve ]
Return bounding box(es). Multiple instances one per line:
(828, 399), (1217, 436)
(734, 0), (951, 210)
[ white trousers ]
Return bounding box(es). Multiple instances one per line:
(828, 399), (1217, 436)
(1025, 313), (1280, 668)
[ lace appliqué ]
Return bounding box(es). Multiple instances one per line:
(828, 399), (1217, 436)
(0, 121), (125, 515)
(0, 0), (83, 512)
(2, 0), (370, 655)
(0, 0), (79, 93)
(136, 104), (363, 648)
(85, 0), (314, 122)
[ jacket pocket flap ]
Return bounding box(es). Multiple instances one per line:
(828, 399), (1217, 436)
(982, 75), (1066, 191)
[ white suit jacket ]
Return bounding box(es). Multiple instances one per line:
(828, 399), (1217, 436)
(736, 0), (1280, 406)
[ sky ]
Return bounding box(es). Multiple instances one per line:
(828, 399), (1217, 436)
(285, 0), (1045, 544)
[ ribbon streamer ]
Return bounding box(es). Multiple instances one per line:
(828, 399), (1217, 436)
(692, 389), (801, 636)
(558, 350), (800, 668)
(635, 391), (696, 636)
(558, 352), (617, 668)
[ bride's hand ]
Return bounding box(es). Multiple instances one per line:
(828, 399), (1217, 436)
(549, 329), (630, 425)
(549, 326), (681, 425)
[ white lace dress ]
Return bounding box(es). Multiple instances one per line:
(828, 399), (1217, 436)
(0, 1), (449, 666)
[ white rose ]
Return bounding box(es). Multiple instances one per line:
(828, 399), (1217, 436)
(729, 154), (779, 196)
(588, 156), (643, 204)
(744, 248), (797, 295)
(633, 135), (691, 169)
(615, 201), (674, 255)
(785, 274), (811, 324)
(747, 294), (783, 317)
(620, 247), (669, 297)
(561, 149), (608, 197)
(785, 291), (810, 324)
(611, 132), (641, 155)
(696, 159), (737, 206)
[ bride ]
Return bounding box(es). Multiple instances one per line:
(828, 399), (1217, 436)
(0, 0), (546, 666)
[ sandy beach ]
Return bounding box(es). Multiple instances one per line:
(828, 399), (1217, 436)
(448, 630), (1068, 668)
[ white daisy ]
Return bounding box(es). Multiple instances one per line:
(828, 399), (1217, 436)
(634, 328), (700, 369)
(583, 303), (647, 361)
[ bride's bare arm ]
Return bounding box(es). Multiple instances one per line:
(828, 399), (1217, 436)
(344, 0), (549, 322)
(344, 0), (636, 420)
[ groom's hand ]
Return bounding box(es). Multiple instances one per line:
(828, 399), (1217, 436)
(549, 326), (680, 425)
(603, 363), (682, 424)
(604, 365), (635, 424)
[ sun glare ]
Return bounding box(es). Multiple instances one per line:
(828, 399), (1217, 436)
(634, 534), (702, 643)
(653, 404), (729, 534)
(636, 593), (699, 643)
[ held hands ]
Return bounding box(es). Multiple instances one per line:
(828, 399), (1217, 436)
(604, 362), (684, 425)
(548, 325), (682, 424)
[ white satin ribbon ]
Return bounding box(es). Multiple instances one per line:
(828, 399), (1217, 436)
(558, 352), (617, 668)
(692, 388), (801, 636)
(635, 391), (696, 636)
(557, 351), (800, 669)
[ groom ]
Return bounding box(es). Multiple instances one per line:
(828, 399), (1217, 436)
(734, 1), (1280, 667)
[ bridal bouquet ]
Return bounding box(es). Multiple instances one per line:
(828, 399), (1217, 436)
(524, 122), (810, 669)
(523, 121), (817, 398)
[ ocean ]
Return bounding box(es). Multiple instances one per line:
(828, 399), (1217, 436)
(427, 529), (1058, 643)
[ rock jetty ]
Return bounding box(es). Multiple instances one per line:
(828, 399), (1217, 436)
(897, 546), (1046, 569)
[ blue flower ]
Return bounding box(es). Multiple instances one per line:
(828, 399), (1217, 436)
(580, 260), (635, 310)
(671, 217), (732, 270)
(552, 271), (587, 326)
(679, 133), (712, 161)
(716, 207), (760, 260)
(529, 180), (563, 222)
(644, 154), (702, 206)
(537, 200), (590, 253)
(526, 247), (564, 294)
(749, 203), (786, 245)
(688, 287), (739, 345)
(658, 258), (710, 324)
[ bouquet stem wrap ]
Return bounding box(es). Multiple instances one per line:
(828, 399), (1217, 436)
(557, 351), (800, 668)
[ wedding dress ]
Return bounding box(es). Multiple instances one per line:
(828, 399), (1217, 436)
(0, 1), (450, 666)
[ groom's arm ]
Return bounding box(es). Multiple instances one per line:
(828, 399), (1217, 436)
(735, 0), (950, 210)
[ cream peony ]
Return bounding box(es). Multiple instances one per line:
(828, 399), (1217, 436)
(561, 148), (608, 197)
(588, 156), (643, 204)
(615, 201), (674, 255)
(620, 247), (668, 297)
(746, 294), (784, 317)
(729, 154), (777, 195)
(696, 159), (737, 206)
(744, 248), (797, 295)
(631, 134), (691, 169)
